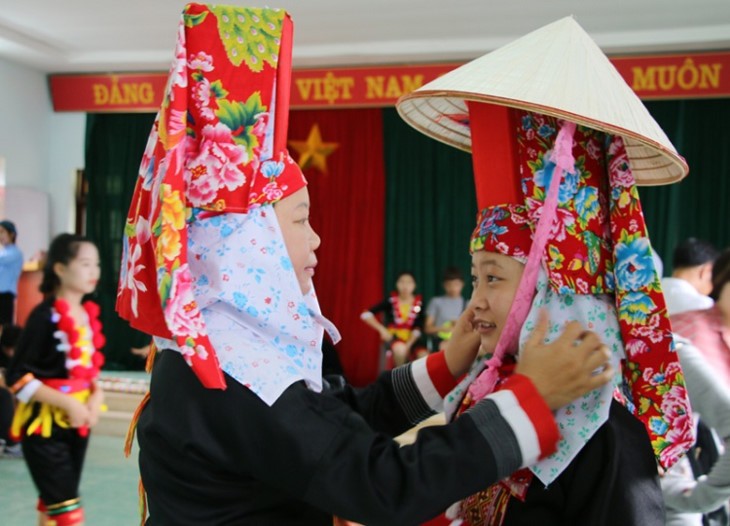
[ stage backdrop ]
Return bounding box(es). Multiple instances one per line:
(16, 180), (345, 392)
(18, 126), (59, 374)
(84, 99), (729, 383)
(639, 99), (730, 273)
(382, 108), (477, 304)
(288, 108), (386, 386)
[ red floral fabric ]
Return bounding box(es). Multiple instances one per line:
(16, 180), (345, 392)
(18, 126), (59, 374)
(459, 109), (693, 525)
(116, 4), (305, 388)
(468, 109), (692, 468)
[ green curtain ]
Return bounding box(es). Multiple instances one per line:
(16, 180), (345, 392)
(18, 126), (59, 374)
(383, 99), (730, 292)
(85, 113), (155, 370)
(382, 108), (477, 302)
(640, 99), (730, 272)
(79, 100), (730, 369)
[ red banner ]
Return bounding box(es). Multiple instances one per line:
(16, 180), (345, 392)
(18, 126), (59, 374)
(49, 51), (730, 112)
(289, 64), (451, 108)
(612, 52), (730, 100)
(50, 73), (168, 113)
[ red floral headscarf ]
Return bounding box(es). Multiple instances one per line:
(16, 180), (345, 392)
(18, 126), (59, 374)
(467, 104), (692, 473)
(116, 4), (306, 389)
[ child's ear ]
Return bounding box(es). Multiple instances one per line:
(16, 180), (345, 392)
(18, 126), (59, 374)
(53, 261), (66, 279)
(700, 262), (713, 280)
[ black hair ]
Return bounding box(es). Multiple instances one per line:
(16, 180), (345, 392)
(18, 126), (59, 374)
(0, 220), (17, 243)
(710, 249), (730, 301)
(0, 324), (21, 349)
(672, 237), (720, 269)
(442, 265), (464, 282)
(40, 233), (93, 295)
(394, 270), (416, 283)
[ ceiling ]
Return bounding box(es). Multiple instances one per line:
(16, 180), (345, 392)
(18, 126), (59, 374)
(0, 0), (729, 74)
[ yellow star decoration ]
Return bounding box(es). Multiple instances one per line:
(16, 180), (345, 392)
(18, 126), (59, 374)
(288, 124), (339, 174)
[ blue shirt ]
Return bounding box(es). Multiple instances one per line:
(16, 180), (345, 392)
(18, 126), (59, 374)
(0, 244), (24, 295)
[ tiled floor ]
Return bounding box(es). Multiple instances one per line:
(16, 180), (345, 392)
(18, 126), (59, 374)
(0, 435), (140, 526)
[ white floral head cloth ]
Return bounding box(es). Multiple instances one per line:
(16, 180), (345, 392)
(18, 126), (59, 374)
(117, 4), (339, 400)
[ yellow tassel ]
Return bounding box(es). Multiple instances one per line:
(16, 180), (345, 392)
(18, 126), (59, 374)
(41, 404), (54, 437)
(11, 389), (91, 440)
(145, 341), (158, 373)
(10, 402), (33, 439)
(138, 477), (148, 526)
(124, 391), (151, 458)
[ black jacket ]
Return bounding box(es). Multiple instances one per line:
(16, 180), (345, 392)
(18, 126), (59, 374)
(138, 350), (524, 525)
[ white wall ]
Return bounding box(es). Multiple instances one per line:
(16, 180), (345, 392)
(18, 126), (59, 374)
(4, 187), (50, 260)
(0, 57), (85, 244)
(0, 58), (50, 189)
(47, 112), (85, 235)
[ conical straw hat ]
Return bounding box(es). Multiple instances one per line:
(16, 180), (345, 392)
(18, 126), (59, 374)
(397, 17), (688, 185)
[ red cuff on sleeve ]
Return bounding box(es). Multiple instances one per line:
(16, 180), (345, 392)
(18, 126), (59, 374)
(425, 351), (459, 398)
(497, 373), (559, 459)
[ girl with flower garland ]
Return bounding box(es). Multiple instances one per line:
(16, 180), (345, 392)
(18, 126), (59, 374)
(7, 233), (105, 526)
(361, 271), (428, 367)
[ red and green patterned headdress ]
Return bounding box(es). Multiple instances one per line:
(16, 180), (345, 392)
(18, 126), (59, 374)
(398, 17), (693, 473)
(116, 4), (306, 389)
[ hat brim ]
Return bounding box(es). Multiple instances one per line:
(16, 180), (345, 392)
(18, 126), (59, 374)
(396, 17), (689, 186)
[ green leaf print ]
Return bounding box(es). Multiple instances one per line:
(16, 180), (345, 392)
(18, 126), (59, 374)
(209, 80), (228, 99)
(158, 273), (172, 305)
(638, 396), (652, 415)
(209, 6), (285, 71)
(216, 95), (264, 132)
(582, 231), (602, 275)
(216, 94), (266, 159)
(152, 215), (162, 237)
(184, 11), (208, 29)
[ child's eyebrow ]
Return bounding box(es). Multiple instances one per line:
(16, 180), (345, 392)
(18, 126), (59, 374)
(295, 202), (310, 210)
(479, 259), (503, 269)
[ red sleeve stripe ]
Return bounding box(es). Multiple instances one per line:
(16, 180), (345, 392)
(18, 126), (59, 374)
(493, 374), (559, 463)
(409, 356), (442, 410)
(425, 351), (458, 398)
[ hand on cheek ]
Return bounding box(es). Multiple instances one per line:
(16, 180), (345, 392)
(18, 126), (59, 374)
(443, 305), (481, 377)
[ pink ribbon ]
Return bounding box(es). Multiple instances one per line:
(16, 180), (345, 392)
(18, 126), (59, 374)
(467, 121), (577, 402)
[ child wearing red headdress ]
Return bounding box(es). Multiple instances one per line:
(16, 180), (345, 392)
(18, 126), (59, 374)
(6, 233), (106, 526)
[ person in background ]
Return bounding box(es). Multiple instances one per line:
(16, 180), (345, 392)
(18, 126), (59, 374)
(0, 220), (24, 325)
(661, 335), (730, 526)
(0, 324), (22, 458)
(361, 270), (427, 366)
(662, 237), (719, 315)
(672, 249), (730, 386)
(6, 233), (106, 526)
(665, 249), (730, 525)
(425, 266), (467, 351)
